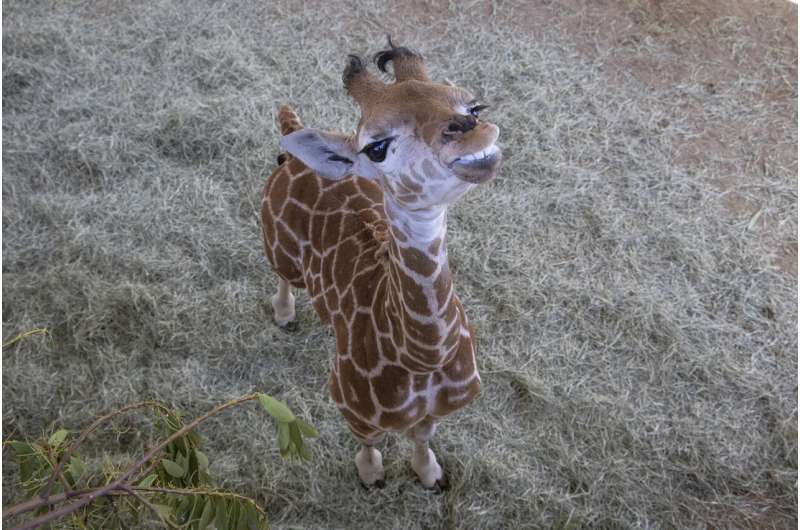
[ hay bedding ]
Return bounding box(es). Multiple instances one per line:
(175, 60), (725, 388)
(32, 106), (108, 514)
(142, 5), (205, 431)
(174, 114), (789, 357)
(2, 1), (796, 528)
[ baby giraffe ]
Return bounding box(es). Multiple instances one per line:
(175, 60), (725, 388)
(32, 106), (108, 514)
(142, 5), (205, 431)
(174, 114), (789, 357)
(261, 40), (502, 489)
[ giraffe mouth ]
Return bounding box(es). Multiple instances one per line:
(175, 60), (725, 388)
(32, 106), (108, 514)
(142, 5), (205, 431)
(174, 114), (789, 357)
(448, 144), (502, 183)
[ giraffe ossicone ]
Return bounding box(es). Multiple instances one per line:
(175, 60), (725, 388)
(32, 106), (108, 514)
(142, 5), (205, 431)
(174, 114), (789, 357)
(260, 39), (502, 489)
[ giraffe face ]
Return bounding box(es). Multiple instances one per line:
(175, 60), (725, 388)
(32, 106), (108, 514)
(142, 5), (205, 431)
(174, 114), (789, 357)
(279, 46), (502, 211)
(354, 80), (502, 209)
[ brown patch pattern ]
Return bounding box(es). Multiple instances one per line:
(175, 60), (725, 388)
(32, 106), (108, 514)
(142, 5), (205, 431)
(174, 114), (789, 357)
(262, 106), (480, 444)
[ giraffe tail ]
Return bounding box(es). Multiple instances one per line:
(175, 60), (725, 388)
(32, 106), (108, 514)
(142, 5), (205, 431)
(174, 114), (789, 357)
(277, 104), (303, 136)
(276, 105), (303, 165)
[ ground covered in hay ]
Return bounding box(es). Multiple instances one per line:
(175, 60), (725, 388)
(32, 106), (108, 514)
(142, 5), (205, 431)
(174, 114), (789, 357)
(3, 1), (797, 528)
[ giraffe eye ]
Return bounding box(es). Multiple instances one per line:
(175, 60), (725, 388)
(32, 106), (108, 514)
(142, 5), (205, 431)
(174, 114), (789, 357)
(363, 138), (392, 163)
(469, 104), (489, 117)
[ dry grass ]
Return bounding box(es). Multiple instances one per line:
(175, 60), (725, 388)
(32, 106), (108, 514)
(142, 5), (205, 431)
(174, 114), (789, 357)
(2, 1), (797, 528)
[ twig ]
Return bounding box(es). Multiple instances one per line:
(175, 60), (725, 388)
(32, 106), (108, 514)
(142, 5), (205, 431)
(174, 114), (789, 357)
(131, 457), (161, 486)
(3, 489), (93, 520)
(44, 444), (74, 498)
(8, 393), (261, 530)
(2, 328), (49, 349)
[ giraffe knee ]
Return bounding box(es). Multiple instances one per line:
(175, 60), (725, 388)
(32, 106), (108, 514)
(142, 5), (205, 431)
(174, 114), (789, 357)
(352, 426), (386, 446)
(408, 417), (437, 442)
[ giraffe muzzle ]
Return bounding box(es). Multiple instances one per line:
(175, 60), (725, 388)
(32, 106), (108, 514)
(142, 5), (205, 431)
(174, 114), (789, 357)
(449, 144), (503, 184)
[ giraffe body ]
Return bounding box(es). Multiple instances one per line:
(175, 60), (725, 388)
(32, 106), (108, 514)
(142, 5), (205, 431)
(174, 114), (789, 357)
(262, 143), (480, 439)
(260, 41), (501, 487)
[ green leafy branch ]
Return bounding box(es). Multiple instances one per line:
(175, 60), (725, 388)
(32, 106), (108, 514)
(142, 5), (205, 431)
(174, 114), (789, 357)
(2, 392), (318, 530)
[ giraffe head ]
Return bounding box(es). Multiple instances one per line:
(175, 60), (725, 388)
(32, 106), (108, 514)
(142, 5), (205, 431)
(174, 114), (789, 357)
(280, 40), (502, 210)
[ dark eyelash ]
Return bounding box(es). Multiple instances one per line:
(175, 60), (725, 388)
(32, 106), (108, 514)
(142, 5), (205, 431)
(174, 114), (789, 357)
(469, 104), (489, 116)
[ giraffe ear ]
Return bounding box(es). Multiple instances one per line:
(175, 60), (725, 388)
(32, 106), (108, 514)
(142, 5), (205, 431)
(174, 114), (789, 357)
(280, 129), (360, 180)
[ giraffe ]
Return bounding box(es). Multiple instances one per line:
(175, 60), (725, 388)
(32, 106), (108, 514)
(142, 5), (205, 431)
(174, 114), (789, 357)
(260, 39), (502, 490)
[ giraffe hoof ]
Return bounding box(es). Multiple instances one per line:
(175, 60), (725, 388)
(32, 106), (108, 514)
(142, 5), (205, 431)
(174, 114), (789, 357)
(431, 475), (450, 494)
(418, 473), (449, 493)
(272, 318), (299, 332)
(359, 478), (386, 490)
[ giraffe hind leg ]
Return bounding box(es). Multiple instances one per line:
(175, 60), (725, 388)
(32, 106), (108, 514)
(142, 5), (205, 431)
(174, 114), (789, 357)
(271, 277), (297, 331)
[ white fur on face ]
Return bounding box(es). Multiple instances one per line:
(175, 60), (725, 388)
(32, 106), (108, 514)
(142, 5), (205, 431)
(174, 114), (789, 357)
(360, 128), (475, 210)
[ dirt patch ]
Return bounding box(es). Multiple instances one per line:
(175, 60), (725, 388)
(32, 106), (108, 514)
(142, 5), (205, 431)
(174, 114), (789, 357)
(506, 0), (797, 277)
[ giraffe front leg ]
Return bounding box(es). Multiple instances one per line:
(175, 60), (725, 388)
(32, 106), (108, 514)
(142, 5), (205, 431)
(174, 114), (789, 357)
(353, 431), (386, 488)
(271, 277), (297, 331)
(345, 416), (386, 488)
(408, 417), (448, 491)
(355, 443), (385, 488)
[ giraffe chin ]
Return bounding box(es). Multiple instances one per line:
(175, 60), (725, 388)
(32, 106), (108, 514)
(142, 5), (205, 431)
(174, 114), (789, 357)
(450, 149), (502, 184)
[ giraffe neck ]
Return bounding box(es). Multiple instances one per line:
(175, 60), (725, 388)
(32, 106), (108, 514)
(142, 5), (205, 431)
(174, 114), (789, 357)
(382, 193), (464, 373)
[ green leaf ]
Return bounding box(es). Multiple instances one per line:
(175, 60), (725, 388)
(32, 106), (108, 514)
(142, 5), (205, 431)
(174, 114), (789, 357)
(162, 459), (186, 478)
(189, 496), (204, 527)
(176, 452), (188, 473)
(299, 443), (313, 461)
(48, 429), (69, 448)
(243, 503), (259, 530)
(187, 430), (202, 448)
(152, 503), (173, 522)
(195, 449), (209, 471)
(8, 441), (36, 457)
(257, 394), (295, 423)
(277, 422), (290, 452)
(289, 422), (304, 453)
(198, 497), (214, 530)
(214, 497), (228, 530)
(176, 495), (192, 524)
(138, 473), (158, 488)
(229, 500), (240, 530)
(296, 419), (319, 438)
(236, 501), (248, 530)
(9, 442), (39, 484)
(67, 456), (86, 484)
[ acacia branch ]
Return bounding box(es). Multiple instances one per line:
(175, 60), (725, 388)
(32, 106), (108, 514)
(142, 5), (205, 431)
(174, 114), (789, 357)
(8, 393), (262, 530)
(3, 489), (93, 520)
(40, 400), (171, 501)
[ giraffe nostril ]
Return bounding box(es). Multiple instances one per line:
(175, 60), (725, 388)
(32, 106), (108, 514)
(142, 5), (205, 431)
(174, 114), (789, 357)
(444, 116), (478, 137)
(464, 116), (477, 131)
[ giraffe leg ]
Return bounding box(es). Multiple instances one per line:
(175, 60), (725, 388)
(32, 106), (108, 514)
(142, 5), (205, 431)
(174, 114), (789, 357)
(355, 442), (385, 488)
(271, 277), (297, 330)
(347, 418), (386, 487)
(408, 417), (447, 491)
